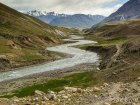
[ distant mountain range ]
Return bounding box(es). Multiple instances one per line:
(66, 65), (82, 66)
(26, 11), (105, 29)
(105, 0), (140, 22)
(50, 14), (105, 29)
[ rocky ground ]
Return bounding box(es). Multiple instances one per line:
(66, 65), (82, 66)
(0, 63), (97, 94)
(0, 79), (140, 105)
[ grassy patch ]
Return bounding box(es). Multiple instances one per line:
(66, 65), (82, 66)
(1, 72), (98, 98)
(86, 34), (128, 46)
(76, 36), (127, 50)
(16, 49), (45, 61)
(95, 36), (127, 46)
(18, 54), (45, 61)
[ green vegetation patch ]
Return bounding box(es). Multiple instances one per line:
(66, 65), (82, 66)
(85, 34), (128, 47)
(1, 72), (98, 98)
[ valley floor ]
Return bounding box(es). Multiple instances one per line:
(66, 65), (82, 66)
(0, 32), (140, 105)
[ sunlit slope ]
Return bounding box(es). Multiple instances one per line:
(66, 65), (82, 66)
(0, 3), (71, 70)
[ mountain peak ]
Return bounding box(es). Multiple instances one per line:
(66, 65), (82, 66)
(105, 0), (140, 22)
(27, 10), (47, 16)
(27, 10), (68, 17)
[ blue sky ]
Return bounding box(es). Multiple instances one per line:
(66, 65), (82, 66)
(1, 0), (129, 16)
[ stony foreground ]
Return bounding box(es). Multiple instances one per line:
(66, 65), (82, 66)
(0, 81), (140, 105)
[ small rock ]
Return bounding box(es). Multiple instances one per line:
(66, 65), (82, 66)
(132, 103), (136, 105)
(77, 88), (83, 93)
(64, 87), (78, 92)
(41, 101), (47, 104)
(13, 99), (20, 102)
(43, 96), (49, 101)
(33, 97), (39, 102)
(123, 88), (130, 92)
(86, 87), (94, 92)
(104, 102), (110, 105)
(94, 95), (98, 98)
(136, 77), (140, 81)
(93, 87), (101, 92)
(57, 99), (61, 102)
(68, 99), (71, 101)
(103, 83), (109, 87)
(96, 67), (100, 70)
(62, 95), (69, 99)
(0, 55), (7, 59)
(58, 90), (65, 94)
(48, 91), (55, 94)
(35, 90), (44, 96)
(47, 94), (57, 100)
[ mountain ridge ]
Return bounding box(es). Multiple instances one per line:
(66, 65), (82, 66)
(50, 14), (105, 29)
(104, 0), (140, 22)
(26, 10), (105, 29)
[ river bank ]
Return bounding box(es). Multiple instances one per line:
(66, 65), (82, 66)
(0, 63), (98, 96)
(0, 35), (99, 82)
(0, 50), (70, 72)
(0, 35), (99, 96)
(0, 65), (140, 105)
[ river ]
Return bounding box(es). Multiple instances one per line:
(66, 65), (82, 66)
(0, 35), (99, 82)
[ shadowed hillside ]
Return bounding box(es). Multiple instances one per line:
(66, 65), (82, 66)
(87, 19), (140, 37)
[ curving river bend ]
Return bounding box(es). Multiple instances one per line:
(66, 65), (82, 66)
(0, 35), (99, 82)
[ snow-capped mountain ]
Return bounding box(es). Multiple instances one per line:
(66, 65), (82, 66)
(26, 11), (69, 23)
(27, 11), (68, 17)
(27, 10), (47, 16)
(26, 10), (105, 28)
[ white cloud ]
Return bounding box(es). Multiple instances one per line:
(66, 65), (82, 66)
(92, 4), (123, 16)
(0, 0), (122, 16)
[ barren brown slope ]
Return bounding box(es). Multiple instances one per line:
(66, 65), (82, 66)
(87, 19), (140, 37)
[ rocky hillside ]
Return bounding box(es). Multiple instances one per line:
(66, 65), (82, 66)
(84, 19), (140, 82)
(104, 0), (140, 22)
(0, 3), (71, 71)
(26, 11), (105, 29)
(88, 19), (140, 37)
